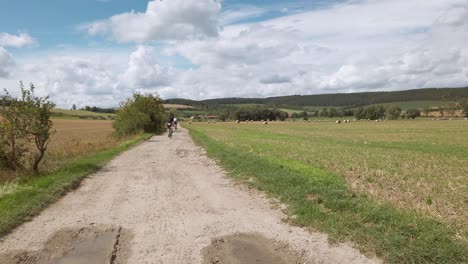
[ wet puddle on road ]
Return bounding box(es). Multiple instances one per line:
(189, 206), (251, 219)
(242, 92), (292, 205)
(0, 226), (130, 264)
(50, 232), (115, 264)
(203, 234), (306, 264)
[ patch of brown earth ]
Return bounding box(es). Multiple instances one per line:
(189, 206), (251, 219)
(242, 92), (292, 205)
(203, 233), (308, 264)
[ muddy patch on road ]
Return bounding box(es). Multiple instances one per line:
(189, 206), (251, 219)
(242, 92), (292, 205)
(0, 226), (132, 264)
(202, 233), (308, 264)
(176, 149), (193, 158)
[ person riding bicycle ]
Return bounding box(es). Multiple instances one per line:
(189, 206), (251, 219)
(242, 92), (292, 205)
(166, 115), (174, 138)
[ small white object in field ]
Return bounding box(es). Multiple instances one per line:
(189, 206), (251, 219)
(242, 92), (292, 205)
(236, 120), (240, 123)
(263, 121), (268, 125)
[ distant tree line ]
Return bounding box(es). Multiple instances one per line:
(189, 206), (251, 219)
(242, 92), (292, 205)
(182, 103), (468, 121)
(353, 106), (421, 120)
(182, 105), (288, 121)
(81, 106), (116, 114)
(287, 105), (424, 120)
(231, 107), (288, 121)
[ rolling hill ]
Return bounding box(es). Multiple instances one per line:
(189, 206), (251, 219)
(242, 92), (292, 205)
(165, 87), (468, 109)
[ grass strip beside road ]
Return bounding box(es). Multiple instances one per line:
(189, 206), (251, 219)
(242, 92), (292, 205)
(0, 133), (152, 237)
(188, 127), (467, 264)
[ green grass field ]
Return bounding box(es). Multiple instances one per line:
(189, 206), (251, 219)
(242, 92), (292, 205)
(187, 120), (468, 263)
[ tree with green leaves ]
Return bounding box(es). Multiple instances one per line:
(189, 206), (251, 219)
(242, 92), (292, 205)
(422, 107), (430, 117)
(405, 109), (420, 119)
(354, 107), (365, 120)
(386, 106), (402, 120)
(328, 107), (339, 117)
(461, 101), (468, 117)
(319, 107), (329, 117)
(0, 82), (55, 173)
(438, 106), (444, 117)
(113, 93), (166, 136)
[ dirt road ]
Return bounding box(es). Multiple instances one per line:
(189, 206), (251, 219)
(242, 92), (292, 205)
(0, 128), (380, 264)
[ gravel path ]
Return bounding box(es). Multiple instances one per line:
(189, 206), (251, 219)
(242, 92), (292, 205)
(0, 128), (380, 264)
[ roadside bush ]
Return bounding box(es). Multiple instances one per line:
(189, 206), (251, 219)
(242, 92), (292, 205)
(354, 105), (386, 120)
(386, 106), (402, 120)
(461, 101), (468, 117)
(0, 82), (55, 174)
(0, 131), (7, 168)
(113, 93), (166, 136)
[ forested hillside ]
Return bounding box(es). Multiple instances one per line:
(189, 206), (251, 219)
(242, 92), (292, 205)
(165, 87), (468, 107)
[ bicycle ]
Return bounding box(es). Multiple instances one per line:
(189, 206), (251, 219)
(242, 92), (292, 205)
(167, 123), (174, 138)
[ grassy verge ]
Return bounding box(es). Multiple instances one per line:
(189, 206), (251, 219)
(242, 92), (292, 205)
(188, 127), (467, 264)
(0, 133), (151, 237)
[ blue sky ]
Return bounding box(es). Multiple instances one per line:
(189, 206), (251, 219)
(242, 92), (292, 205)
(1, 0), (342, 51)
(1, 0), (147, 51)
(0, 0), (467, 107)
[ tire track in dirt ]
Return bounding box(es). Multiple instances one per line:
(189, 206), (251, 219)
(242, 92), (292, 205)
(0, 128), (380, 263)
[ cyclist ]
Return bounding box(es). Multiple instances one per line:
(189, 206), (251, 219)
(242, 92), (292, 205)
(166, 115), (174, 138)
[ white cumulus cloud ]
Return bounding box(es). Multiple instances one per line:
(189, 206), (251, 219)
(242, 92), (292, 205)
(84, 0), (221, 42)
(0, 32), (36, 48)
(0, 47), (15, 78)
(119, 45), (172, 89)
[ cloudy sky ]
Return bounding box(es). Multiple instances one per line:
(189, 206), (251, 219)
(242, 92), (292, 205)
(1, 0), (467, 108)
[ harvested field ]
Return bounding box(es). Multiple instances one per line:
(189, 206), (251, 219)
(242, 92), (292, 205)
(0, 119), (119, 182)
(48, 119), (116, 157)
(51, 109), (116, 118)
(188, 120), (468, 262)
(45, 119), (122, 171)
(188, 120), (468, 240)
